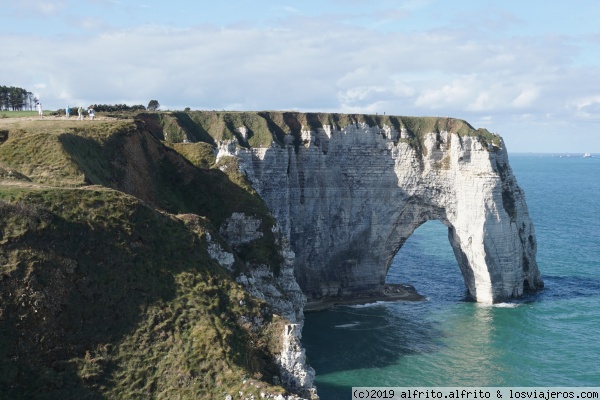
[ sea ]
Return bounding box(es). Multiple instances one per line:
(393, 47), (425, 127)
(302, 153), (600, 399)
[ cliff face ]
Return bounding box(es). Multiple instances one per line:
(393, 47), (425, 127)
(216, 118), (543, 305)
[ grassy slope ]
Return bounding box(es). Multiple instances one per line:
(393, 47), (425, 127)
(0, 118), (286, 399)
(0, 111), (51, 118)
(0, 118), (282, 269)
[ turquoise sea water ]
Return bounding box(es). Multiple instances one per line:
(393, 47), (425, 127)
(303, 154), (600, 399)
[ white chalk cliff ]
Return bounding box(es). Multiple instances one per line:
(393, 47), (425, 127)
(217, 118), (544, 305)
(213, 213), (318, 398)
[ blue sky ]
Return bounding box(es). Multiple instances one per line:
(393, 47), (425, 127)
(2, 0), (599, 152)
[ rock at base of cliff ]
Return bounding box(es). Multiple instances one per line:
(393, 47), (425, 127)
(303, 283), (424, 312)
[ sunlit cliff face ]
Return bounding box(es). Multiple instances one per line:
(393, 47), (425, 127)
(219, 121), (543, 305)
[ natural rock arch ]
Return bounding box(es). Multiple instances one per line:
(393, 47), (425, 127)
(218, 119), (543, 305)
(383, 219), (461, 298)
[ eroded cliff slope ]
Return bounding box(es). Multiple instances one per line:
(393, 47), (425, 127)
(0, 117), (315, 399)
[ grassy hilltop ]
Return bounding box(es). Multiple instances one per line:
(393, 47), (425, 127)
(0, 115), (287, 399)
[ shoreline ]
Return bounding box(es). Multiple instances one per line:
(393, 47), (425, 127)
(304, 283), (425, 312)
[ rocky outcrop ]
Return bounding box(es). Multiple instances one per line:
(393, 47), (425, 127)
(214, 214), (317, 398)
(279, 323), (316, 397)
(217, 119), (543, 305)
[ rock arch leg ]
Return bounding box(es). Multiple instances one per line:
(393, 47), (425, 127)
(447, 224), (494, 303)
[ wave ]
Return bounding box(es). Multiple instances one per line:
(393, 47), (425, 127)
(493, 302), (521, 308)
(334, 321), (361, 328)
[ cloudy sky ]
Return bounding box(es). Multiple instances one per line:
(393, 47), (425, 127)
(2, 0), (599, 152)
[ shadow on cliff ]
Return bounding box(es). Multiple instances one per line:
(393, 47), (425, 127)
(0, 202), (179, 399)
(0, 192), (277, 399)
(57, 125), (266, 223)
(303, 303), (444, 376)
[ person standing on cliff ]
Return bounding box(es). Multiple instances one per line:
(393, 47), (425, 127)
(66, 105), (71, 119)
(77, 106), (83, 120)
(36, 102), (43, 119)
(88, 106), (95, 120)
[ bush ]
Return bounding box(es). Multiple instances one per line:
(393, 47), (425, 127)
(88, 104), (146, 112)
(147, 100), (160, 111)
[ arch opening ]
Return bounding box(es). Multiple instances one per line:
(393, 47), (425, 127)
(385, 220), (471, 302)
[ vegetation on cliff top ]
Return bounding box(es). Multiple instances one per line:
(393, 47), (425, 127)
(134, 110), (501, 151)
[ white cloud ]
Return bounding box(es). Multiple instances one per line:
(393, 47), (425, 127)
(570, 96), (600, 119)
(512, 87), (539, 108)
(0, 23), (576, 115)
(72, 17), (108, 30)
(415, 75), (477, 109)
(2, 4), (600, 151)
(337, 86), (386, 105)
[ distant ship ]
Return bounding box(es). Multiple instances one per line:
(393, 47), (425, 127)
(583, 152), (591, 158)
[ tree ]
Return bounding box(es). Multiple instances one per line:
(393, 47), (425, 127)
(0, 85), (34, 111)
(147, 100), (160, 111)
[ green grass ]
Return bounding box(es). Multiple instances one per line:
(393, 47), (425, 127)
(0, 119), (277, 236)
(0, 110), (52, 118)
(0, 116), (290, 399)
(0, 120), (136, 186)
(181, 111), (276, 148)
(0, 187), (284, 399)
(167, 141), (216, 169)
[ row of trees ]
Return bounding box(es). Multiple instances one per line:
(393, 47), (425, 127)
(88, 103), (147, 112)
(86, 101), (160, 112)
(0, 86), (160, 113)
(0, 86), (36, 111)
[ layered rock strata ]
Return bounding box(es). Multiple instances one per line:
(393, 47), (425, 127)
(217, 121), (543, 305)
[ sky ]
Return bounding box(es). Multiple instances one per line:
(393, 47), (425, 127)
(1, 0), (599, 152)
